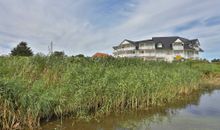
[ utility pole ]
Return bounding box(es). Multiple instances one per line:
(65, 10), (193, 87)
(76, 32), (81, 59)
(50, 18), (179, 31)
(48, 41), (53, 55)
(50, 41), (53, 54)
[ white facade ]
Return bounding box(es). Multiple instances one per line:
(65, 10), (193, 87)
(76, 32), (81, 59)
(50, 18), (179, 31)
(113, 37), (202, 62)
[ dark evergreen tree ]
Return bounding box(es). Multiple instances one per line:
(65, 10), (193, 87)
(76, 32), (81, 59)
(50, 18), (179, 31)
(11, 42), (33, 56)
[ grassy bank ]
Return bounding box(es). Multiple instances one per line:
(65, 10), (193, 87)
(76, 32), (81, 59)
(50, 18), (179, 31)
(0, 56), (219, 129)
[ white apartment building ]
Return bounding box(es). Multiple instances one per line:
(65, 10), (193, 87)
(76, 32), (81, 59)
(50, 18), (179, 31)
(113, 36), (203, 62)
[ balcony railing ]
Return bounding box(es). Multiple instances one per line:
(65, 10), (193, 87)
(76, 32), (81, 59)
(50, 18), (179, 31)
(116, 47), (136, 51)
(138, 53), (155, 57)
(139, 46), (155, 50)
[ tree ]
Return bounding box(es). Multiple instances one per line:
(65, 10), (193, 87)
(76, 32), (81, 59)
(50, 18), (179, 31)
(75, 54), (85, 58)
(51, 51), (65, 57)
(211, 58), (220, 62)
(11, 42), (33, 56)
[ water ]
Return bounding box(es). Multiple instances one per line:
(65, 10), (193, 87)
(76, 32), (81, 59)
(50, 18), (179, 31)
(42, 89), (220, 130)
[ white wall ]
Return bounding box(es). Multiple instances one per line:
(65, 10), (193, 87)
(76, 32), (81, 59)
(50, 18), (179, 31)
(114, 44), (200, 62)
(139, 43), (155, 50)
(173, 44), (184, 50)
(173, 39), (184, 51)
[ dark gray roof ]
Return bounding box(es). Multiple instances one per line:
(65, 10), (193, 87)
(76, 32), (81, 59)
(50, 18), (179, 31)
(152, 36), (179, 49)
(190, 39), (199, 44)
(113, 36), (203, 52)
(199, 48), (204, 52)
(113, 39), (137, 50)
(124, 39), (139, 46)
(135, 39), (154, 43)
(152, 36), (197, 49)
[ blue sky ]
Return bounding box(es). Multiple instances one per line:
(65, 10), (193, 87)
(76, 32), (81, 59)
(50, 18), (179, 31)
(0, 0), (220, 60)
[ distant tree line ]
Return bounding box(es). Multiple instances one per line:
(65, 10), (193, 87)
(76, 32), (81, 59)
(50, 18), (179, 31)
(10, 41), (67, 57)
(9, 41), (85, 57)
(51, 51), (65, 57)
(7, 41), (220, 62)
(211, 58), (220, 63)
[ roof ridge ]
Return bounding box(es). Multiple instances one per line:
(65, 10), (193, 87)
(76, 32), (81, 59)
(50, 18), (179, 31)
(134, 39), (153, 43)
(152, 36), (179, 38)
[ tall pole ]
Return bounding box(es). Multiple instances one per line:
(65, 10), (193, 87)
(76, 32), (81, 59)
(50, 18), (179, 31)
(50, 41), (53, 54)
(48, 41), (53, 55)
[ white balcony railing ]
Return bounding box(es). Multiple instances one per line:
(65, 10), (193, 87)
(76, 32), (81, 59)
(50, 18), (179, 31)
(139, 46), (155, 50)
(117, 47), (136, 51)
(118, 54), (136, 57)
(138, 53), (155, 57)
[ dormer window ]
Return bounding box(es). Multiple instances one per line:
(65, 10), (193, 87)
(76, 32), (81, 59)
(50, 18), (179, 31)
(157, 43), (163, 48)
(195, 40), (200, 45)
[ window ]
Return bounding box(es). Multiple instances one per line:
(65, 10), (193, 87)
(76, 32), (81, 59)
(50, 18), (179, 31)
(157, 43), (163, 48)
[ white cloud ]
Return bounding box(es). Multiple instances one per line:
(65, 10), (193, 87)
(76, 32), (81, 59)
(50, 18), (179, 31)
(0, 0), (220, 59)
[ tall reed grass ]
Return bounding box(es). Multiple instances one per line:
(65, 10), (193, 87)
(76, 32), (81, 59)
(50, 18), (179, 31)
(0, 56), (218, 129)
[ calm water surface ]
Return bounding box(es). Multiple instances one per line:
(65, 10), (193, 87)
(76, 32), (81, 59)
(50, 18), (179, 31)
(42, 89), (220, 130)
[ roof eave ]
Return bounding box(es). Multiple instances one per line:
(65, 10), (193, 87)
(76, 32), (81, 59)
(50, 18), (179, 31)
(199, 48), (204, 52)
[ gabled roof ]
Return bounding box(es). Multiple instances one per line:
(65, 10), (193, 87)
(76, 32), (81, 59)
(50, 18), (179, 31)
(152, 36), (192, 49)
(135, 39), (154, 43)
(120, 39), (140, 46)
(150, 36), (202, 51)
(199, 48), (204, 52)
(113, 39), (138, 50)
(152, 37), (178, 49)
(189, 39), (200, 46)
(113, 36), (203, 52)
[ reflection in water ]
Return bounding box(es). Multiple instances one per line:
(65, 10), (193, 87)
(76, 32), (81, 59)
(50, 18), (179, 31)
(42, 88), (220, 130)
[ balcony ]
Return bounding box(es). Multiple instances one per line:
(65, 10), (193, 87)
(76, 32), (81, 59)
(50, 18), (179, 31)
(139, 46), (155, 50)
(138, 53), (155, 57)
(117, 47), (136, 51)
(118, 54), (136, 57)
(173, 45), (184, 50)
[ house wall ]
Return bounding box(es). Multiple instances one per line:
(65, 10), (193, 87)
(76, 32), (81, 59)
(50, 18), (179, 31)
(139, 42), (155, 50)
(113, 41), (200, 62)
(173, 43), (184, 50)
(173, 39), (184, 50)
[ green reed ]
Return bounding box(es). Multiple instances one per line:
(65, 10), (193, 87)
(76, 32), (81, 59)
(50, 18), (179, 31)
(0, 56), (218, 129)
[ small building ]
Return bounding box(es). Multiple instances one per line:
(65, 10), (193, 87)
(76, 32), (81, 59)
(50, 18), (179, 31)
(113, 36), (203, 62)
(92, 52), (111, 58)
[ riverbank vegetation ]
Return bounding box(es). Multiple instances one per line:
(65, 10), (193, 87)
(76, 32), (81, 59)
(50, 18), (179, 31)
(0, 56), (220, 129)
